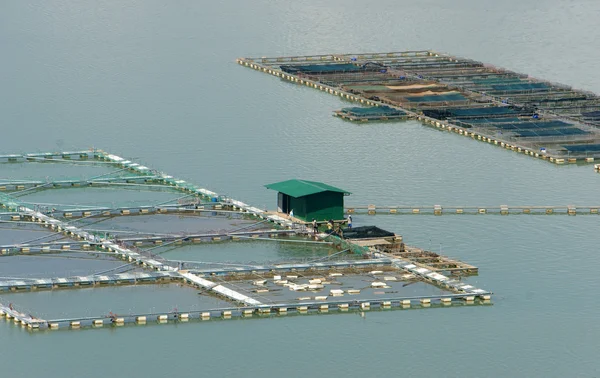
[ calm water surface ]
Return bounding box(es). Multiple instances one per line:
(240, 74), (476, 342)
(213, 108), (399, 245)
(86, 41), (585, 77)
(1, 0), (600, 377)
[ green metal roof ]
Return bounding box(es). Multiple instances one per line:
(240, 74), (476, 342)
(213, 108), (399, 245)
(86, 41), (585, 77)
(264, 179), (350, 198)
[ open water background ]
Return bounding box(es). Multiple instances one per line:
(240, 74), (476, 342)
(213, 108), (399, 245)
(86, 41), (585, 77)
(1, 0), (600, 376)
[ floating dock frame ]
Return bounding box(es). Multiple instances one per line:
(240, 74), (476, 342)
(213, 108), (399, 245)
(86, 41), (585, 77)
(0, 149), (492, 332)
(333, 106), (410, 122)
(344, 204), (599, 215)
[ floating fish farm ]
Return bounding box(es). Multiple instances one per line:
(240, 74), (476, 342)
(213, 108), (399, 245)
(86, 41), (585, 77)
(0, 150), (490, 331)
(238, 50), (600, 164)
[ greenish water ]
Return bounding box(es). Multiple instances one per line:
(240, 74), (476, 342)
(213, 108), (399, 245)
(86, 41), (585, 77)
(1, 0), (600, 377)
(159, 240), (341, 263)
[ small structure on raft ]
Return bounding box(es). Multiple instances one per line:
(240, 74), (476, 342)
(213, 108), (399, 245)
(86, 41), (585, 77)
(265, 179), (350, 221)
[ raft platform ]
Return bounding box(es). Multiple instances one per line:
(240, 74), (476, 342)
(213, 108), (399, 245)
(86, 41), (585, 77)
(334, 106), (410, 122)
(238, 50), (600, 164)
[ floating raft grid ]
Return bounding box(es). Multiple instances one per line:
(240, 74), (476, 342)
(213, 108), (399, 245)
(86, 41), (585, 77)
(238, 51), (600, 164)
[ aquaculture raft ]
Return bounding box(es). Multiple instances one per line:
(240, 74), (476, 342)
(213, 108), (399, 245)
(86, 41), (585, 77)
(238, 50), (600, 164)
(0, 149), (491, 331)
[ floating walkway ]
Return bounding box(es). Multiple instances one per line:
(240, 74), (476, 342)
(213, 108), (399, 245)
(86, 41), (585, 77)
(24, 293), (491, 330)
(0, 175), (156, 191)
(0, 150), (100, 163)
(0, 302), (47, 329)
(345, 204), (599, 215)
(238, 50), (600, 164)
(0, 202), (232, 221)
(0, 176), (163, 192)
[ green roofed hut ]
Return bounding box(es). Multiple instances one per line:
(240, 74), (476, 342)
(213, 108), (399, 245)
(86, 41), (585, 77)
(265, 179), (350, 222)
